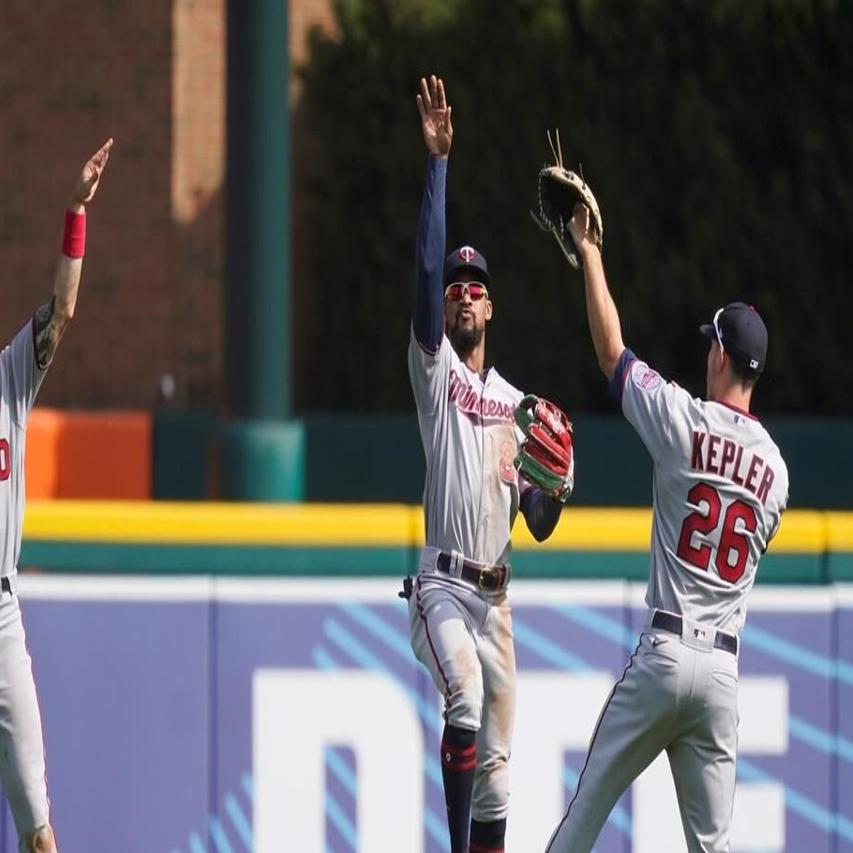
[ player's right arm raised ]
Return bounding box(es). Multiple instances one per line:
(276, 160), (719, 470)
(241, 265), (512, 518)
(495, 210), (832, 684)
(33, 138), (113, 370)
(412, 75), (451, 355)
(567, 202), (625, 380)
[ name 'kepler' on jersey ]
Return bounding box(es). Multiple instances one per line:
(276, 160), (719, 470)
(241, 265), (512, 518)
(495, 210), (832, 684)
(690, 429), (776, 504)
(617, 354), (788, 635)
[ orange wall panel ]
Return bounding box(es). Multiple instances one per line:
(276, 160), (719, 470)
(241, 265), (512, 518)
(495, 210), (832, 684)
(25, 410), (62, 499)
(25, 410), (152, 500)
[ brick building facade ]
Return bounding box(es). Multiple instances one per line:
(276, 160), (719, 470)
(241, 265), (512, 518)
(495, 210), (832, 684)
(0, 0), (331, 410)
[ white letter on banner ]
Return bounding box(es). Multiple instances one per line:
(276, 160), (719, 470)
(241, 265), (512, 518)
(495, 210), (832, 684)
(253, 670), (424, 853)
(633, 677), (788, 853)
(508, 672), (615, 851)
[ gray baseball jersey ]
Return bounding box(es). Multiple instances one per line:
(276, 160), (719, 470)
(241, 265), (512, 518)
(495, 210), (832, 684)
(547, 351), (789, 853)
(407, 327), (529, 824)
(408, 327), (529, 568)
(0, 320), (47, 587)
(620, 354), (788, 635)
(0, 317), (52, 844)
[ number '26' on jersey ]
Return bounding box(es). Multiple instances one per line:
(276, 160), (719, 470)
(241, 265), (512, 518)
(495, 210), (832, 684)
(618, 354), (789, 636)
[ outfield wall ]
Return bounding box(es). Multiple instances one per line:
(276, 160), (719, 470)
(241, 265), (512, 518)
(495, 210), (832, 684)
(18, 502), (853, 582)
(0, 576), (850, 853)
(22, 411), (853, 506)
(6, 503), (851, 852)
(156, 413), (853, 507)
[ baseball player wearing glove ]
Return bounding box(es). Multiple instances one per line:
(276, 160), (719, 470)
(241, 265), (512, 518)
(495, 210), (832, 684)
(540, 144), (788, 853)
(406, 76), (573, 853)
(0, 139), (112, 853)
(514, 395), (575, 503)
(530, 129), (603, 270)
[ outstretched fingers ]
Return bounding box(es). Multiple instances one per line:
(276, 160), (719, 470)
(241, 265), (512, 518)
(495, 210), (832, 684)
(82, 139), (114, 191)
(417, 74), (452, 157)
(436, 76), (447, 110)
(92, 137), (114, 168)
(419, 76), (432, 111)
(418, 74), (450, 115)
(71, 137), (115, 206)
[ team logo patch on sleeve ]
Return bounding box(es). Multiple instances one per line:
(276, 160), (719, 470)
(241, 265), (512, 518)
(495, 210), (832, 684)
(632, 364), (662, 392)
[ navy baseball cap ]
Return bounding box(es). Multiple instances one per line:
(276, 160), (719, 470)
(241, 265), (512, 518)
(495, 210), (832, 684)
(700, 302), (768, 374)
(443, 245), (491, 288)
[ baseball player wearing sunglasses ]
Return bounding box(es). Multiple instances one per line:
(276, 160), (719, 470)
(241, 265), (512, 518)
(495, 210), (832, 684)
(444, 281), (489, 302)
(405, 75), (570, 853)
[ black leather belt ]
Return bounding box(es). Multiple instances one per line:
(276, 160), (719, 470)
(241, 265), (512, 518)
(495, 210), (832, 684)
(651, 610), (738, 655)
(1, 577), (10, 595)
(436, 552), (509, 592)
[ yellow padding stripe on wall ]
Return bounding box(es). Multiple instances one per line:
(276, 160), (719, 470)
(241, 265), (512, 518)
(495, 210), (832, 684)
(512, 508), (824, 552)
(827, 512), (853, 550)
(22, 502), (838, 553)
(512, 508), (652, 550)
(23, 502), (418, 546)
(770, 511), (827, 552)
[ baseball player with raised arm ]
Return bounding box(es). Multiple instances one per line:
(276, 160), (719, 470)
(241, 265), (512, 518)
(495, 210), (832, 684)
(0, 139), (112, 852)
(406, 76), (574, 853)
(544, 201), (789, 852)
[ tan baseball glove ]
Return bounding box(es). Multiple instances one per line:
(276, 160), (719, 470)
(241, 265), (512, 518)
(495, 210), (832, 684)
(531, 129), (603, 269)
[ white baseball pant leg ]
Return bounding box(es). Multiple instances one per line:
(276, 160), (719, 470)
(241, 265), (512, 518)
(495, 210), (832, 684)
(546, 629), (738, 853)
(471, 592), (515, 823)
(409, 576), (515, 820)
(0, 596), (51, 849)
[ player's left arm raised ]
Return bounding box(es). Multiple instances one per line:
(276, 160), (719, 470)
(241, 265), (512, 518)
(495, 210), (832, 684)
(567, 203), (625, 381)
(33, 138), (113, 369)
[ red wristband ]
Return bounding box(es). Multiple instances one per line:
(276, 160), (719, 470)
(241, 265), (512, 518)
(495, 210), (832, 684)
(61, 209), (86, 258)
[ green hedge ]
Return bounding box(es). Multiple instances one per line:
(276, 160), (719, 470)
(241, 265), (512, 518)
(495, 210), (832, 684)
(296, 0), (853, 415)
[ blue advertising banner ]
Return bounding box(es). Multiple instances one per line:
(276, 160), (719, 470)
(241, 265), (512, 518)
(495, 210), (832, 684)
(0, 577), (850, 853)
(838, 585), (853, 853)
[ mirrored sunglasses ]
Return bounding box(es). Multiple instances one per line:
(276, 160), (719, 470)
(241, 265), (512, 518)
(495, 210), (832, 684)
(444, 282), (489, 302)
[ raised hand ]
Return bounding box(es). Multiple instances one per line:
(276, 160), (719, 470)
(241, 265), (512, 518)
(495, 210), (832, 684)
(69, 138), (114, 211)
(416, 75), (453, 158)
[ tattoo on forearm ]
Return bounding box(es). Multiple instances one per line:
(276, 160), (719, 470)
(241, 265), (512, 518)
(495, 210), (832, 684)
(33, 296), (61, 369)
